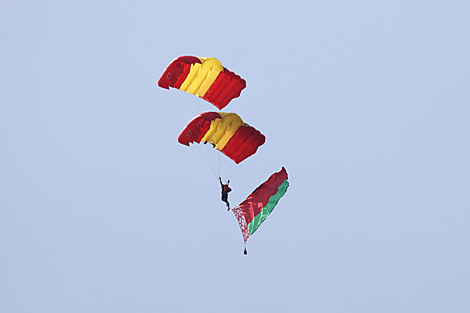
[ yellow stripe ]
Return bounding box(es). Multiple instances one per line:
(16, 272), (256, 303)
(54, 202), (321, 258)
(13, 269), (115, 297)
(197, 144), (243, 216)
(178, 57), (223, 97)
(201, 117), (223, 143)
(179, 63), (201, 92)
(215, 114), (243, 149)
(200, 113), (243, 150)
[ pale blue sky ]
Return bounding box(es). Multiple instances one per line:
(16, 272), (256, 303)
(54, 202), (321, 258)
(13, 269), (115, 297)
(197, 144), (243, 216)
(1, 1), (470, 312)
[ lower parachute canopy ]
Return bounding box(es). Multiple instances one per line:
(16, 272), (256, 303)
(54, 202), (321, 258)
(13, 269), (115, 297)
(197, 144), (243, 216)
(232, 167), (289, 252)
(178, 112), (265, 164)
(158, 56), (246, 110)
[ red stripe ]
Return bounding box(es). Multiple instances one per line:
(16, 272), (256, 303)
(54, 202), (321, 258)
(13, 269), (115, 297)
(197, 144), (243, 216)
(177, 112), (222, 146)
(173, 63), (192, 89)
(221, 125), (265, 164)
(203, 68), (246, 109)
(239, 168), (288, 225)
(158, 56), (201, 89)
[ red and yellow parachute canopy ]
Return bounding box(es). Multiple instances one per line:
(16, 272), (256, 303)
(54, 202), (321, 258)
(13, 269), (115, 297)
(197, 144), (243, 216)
(158, 56), (246, 110)
(178, 112), (265, 164)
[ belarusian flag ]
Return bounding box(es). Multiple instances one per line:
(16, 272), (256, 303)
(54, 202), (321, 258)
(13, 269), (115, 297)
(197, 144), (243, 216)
(232, 167), (289, 254)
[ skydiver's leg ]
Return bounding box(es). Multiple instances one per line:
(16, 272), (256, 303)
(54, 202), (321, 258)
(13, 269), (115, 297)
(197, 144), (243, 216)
(221, 193), (230, 209)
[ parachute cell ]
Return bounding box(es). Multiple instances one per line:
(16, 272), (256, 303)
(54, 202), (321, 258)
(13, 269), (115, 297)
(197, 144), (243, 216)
(158, 56), (246, 110)
(178, 112), (265, 164)
(233, 167), (289, 248)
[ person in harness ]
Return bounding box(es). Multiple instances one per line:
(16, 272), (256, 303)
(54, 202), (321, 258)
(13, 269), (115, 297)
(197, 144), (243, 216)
(219, 177), (232, 210)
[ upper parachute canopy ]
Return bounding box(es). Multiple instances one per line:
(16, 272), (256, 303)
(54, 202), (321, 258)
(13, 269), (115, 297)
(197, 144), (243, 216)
(178, 112), (265, 164)
(158, 56), (246, 110)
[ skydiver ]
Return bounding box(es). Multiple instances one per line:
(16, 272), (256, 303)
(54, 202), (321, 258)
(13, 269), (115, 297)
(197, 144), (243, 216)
(219, 177), (232, 210)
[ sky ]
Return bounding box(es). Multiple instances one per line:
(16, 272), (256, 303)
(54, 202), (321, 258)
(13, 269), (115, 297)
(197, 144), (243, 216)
(1, 1), (470, 312)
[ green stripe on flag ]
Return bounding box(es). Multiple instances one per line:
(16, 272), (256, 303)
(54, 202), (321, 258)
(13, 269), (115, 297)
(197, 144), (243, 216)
(247, 179), (289, 235)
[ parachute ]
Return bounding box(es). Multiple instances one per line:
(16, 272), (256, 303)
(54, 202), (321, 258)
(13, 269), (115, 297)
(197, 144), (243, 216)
(232, 167), (289, 254)
(178, 112), (265, 164)
(158, 56), (246, 110)
(157, 55), (289, 254)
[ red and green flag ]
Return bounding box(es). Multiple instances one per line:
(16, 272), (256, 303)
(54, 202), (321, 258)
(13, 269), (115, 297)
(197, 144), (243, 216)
(233, 167), (289, 254)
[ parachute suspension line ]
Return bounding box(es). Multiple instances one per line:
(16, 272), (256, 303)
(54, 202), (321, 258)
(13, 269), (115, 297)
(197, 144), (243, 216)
(202, 143), (220, 178)
(172, 89), (216, 116)
(218, 151), (222, 179)
(198, 97), (204, 115)
(191, 144), (218, 179)
(217, 150), (229, 181)
(228, 164), (239, 181)
(219, 151), (239, 181)
(192, 143), (237, 182)
(172, 89), (197, 116)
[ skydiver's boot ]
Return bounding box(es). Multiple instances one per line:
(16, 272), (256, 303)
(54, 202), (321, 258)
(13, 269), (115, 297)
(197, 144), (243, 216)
(227, 202), (230, 210)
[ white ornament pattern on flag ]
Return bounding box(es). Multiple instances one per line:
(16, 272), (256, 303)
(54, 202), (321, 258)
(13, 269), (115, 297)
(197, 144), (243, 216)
(233, 206), (250, 243)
